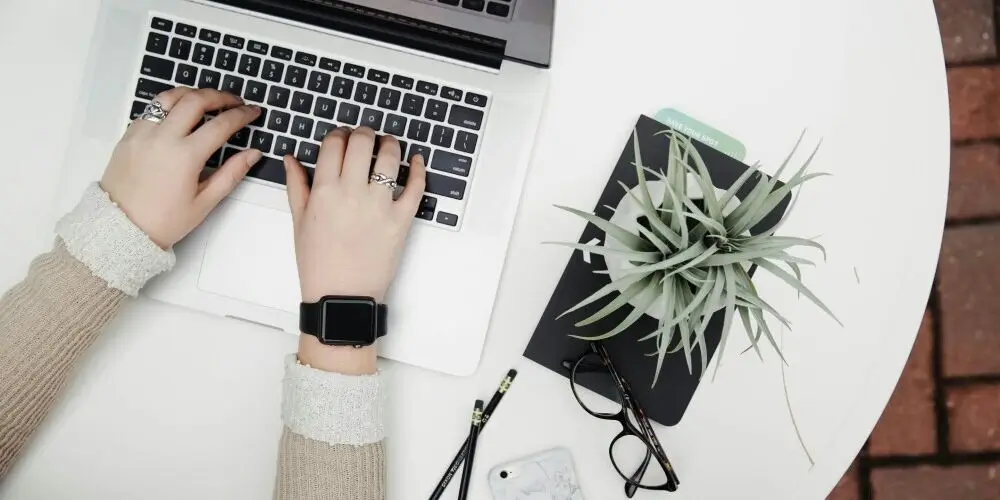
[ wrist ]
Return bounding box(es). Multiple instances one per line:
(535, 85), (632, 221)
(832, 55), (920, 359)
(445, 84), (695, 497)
(301, 289), (385, 304)
(297, 335), (377, 375)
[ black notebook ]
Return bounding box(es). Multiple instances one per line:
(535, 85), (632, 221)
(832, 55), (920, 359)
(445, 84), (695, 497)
(524, 115), (792, 426)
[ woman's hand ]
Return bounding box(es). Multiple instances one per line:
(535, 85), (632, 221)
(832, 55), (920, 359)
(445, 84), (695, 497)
(284, 127), (426, 374)
(101, 88), (263, 248)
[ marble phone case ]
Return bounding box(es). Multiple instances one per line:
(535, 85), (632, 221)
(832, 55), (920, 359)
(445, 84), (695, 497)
(488, 448), (585, 500)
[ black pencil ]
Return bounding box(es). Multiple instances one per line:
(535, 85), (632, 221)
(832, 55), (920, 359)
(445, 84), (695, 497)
(428, 369), (518, 500)
(457, 400), (484, 500)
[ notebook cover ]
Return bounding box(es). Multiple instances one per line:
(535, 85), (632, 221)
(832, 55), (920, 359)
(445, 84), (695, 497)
(523, 115), (792, 426)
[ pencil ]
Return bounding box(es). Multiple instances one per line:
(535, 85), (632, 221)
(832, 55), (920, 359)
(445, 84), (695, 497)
(428, 369), (518, 500)
(457, 400), (484, 500)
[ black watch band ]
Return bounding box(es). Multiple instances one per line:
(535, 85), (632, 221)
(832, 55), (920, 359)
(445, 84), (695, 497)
(299, 296), (388, 346)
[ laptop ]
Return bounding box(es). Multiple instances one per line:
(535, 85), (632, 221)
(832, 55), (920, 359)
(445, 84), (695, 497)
(55, 0), (553, 376)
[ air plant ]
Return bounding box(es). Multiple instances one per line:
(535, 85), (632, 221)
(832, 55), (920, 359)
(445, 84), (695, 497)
(549, 129), (841, 386)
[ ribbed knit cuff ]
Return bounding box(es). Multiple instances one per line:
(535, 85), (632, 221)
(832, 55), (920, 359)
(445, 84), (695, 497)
(282, 354), (385, 446)
(55, 183), (175, 296)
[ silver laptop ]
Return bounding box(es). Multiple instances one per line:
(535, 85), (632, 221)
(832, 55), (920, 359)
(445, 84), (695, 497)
(55, 0), (552, 376)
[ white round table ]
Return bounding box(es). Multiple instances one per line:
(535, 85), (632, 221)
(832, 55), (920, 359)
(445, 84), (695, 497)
(0, 1), (949, 499)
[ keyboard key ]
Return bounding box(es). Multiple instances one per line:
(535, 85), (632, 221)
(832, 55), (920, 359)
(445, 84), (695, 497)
(416, 81), (438, 95)
(391, 75), (414, 90)
(401, 94), (424, 115)
(198, 69), (221, 89)
(229, 127), (251, 147)
(175, 23), (197, 37)
(437, 212), (459, 226)
(344, 63), (365, 78)
(268, 110), (291, 133)
(222, 147), (241, 164)
(448, 105), (484, 130)
(384, 114), (407, 136)
(251, 130), (274, 153)
(367, 69), (389, 84)
(130, 100), (147, 120)
(431, 125), (455, 148)
(295, 52), (317, 66)
(438, 0), (459, 5)
(271, 46), (293, 60)
(151, 17), (173, 32)
(140, 55), (174, 80)
(305, 72), (330, 94)
(285, 66), (307, 88)
(426, 171), (467, 199)
(207, 149), (223, 167)
(360, 108), (384, 130)
(455, 130), (478, 153)
(267, 86), (290, 108)
(441, 86), (462, 101)
(314, 97), (337, 119)
(406, 119), (431, 142)
(331, 77), (354, 99)
(221, 75), (244, 95)
(175, 63), (197, 86)
(291, 92), (313, 113)
(247, 40), (269, 55)
(274, 136), (297, 157)
(421, 195), (438, 211)
(251, 108), (267, 127)
(215, 49), (238, 71)
(408, 144), (432, 164)
(146, 32), (169, 55)
(223, 34), (245, 49)
(432, 150), (472, 176)
(199, 29), (221, 43)
(378, 88), (401, 111)
(425, 99), (448, 121)
(238, 54), (261, 77)
(462, 0), (485, 10)
(416, 206), (435, 220)
(291, 116), (314, 138)
(320, 57), (341, 72)
(314, 121), (336, 141)
(486, 1), (510, 17)
(136, 78), (172, 100)
(337, 103), (360, 125)
(244, 80), (267, 102)
(263, 61), (284, 82)
(297, 141), (320, 164)
(465, 92), (487, 107)
(247, 156), (286, 184)
(193, 43), (215, 65)
(354, 82), (377, 105)
(169, 38), (192, 60)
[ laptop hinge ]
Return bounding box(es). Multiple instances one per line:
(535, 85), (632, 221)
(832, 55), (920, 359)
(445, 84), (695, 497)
(205, 0), (506, 70)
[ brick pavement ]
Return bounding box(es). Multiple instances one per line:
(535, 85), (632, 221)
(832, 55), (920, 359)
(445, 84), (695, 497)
(827, 1), (1000, 498)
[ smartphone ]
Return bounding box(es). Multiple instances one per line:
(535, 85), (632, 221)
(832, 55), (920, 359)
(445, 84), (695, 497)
(488, 447), (585, 500)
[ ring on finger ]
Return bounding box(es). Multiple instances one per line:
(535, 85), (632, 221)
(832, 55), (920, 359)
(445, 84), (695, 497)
(137, 100), (170, 124)
(369, 172), (399, 192)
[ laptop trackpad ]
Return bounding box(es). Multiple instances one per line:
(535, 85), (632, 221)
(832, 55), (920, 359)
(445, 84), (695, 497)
(197, 199), (299, 314)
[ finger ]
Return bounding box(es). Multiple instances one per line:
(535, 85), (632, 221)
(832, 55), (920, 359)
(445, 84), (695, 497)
(283, 155), (310, 223)
(195, 148), (262, 214)
(370, 135), (402, 199)
(129, 87), (194, 136)
(396, 153), (427, 218)
(189, 104), (261, 156)
(161, 89), (244, 137)
(314, 127), (350, 187)
(341, 127), (377, 187)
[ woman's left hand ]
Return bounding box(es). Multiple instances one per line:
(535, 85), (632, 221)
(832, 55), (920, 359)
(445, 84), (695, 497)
(101, 87), (263, 248)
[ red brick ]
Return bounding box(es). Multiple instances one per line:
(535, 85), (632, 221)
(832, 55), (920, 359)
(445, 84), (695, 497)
(949, 67), (1000, 141)
(872, 464), (1000, 499)
(870, 311), (937, 456)
(949, 144), (1000, 220)
(948, 384), (1000, 452)
(936, 0), (997, 62)
(827, 460), (859, 500)
(940, 224), (1000, 376)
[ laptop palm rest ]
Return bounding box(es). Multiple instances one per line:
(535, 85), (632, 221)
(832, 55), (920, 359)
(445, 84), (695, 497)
(197, 198), (300, 316)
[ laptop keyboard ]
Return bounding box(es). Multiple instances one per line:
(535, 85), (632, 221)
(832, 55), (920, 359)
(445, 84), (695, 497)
(130, 15), (493, 231)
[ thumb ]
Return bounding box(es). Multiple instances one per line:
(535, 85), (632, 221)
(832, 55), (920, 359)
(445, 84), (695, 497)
(197, 148), (261, 212)
(283, 155), (310, 223)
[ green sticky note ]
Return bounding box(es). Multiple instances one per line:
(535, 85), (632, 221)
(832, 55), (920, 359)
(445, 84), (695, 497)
(653, 108), (746, 161)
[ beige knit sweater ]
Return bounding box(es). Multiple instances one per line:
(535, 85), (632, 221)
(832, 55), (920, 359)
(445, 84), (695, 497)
(0, 184), (385, 499)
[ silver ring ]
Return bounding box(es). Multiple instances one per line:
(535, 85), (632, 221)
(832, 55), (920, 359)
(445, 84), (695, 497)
(138, 100), (169, 124)
(369, 172), (399, 192)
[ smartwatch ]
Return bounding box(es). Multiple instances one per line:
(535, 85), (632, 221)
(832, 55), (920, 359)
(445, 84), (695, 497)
(299, 296), (388, 347)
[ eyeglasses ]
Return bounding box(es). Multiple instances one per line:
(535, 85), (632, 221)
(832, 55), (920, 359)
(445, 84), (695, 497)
(562, 342), (680, 497)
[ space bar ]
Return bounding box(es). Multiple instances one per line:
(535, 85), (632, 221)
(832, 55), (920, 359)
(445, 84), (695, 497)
(247, 156), (287, 185)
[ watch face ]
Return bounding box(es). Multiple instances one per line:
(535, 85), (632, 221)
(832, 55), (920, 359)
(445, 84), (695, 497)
(321, 297), (378, 345)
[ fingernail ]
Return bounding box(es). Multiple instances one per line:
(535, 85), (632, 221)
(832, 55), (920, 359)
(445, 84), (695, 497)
(413, 154), (424, 164)
(246, 149), (262, 166)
